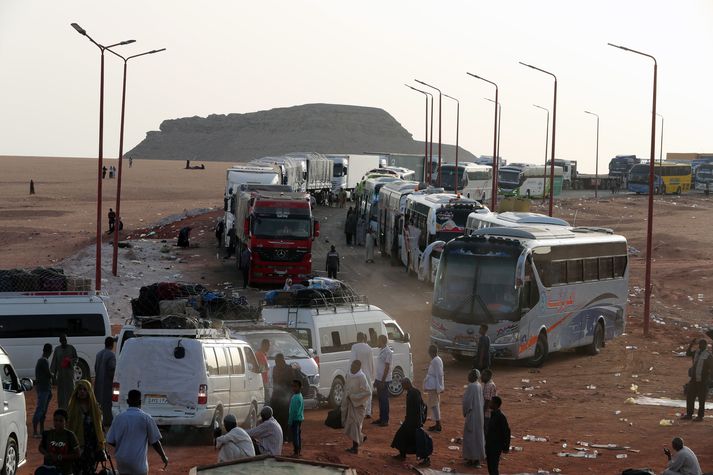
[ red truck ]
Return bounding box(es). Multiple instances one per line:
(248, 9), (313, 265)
(235, 190), (319, 285)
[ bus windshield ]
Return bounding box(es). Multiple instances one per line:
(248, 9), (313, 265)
(499, 170), (521, 185)
(433, 242), (521, 324)
(438, 167), (466, 190)
(628, 165), (650, 184)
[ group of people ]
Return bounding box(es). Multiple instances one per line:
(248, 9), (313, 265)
(106, 208), (123, 234)
(33, 336), (169, 475)
(328, 188), (348, 208)
(337, 334), (511, 473)
(101, 165), (117, 179)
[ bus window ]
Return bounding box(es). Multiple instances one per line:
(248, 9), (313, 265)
(567, 260), (583, 283)
(583, 258), (599, 281)
(599, 257), (614, 279)
(613, 256), (627, 277)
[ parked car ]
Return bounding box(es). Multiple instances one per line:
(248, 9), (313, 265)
(226, 325), (320, 407)
(0, 344), (33, 475)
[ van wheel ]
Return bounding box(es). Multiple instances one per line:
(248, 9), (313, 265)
(526, 333), (548, 368)
(585, 322), (605, 356)
(73, 359), (90, 383)
(388, 367), (405, 397)
(245, 403), (258, 429)
(1, 437), (18, 475)
(328, 377), (345, 408)
(204, 407), (223, 445)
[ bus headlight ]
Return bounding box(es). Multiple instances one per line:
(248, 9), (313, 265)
(494, 332), (519, 345)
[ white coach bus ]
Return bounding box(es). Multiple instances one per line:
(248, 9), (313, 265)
(465, 211), (570, 235)
(431, 225), (628, 366)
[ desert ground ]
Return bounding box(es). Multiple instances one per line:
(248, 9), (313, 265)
(3, 156), (713, 474)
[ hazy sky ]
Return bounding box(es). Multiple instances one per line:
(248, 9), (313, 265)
(1, 0), (712, 172)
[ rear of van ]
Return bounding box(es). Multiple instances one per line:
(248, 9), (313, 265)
(113, 337), (212, 427)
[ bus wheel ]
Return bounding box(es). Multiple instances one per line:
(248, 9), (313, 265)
(526, 333), (548, 367)
(585, 322), (605, 356)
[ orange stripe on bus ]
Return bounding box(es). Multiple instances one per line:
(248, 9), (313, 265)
(517, 312), (573, 354)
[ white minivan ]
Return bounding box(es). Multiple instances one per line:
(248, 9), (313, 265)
(0, 345), (33, 475)
(113, 328), (264, 435)
(0, 293), (111, 381)
(261, 303), (413, 407)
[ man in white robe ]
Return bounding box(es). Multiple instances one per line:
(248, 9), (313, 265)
(349, 333), (375, 417)
(342, 360), (371, 454)
(462, 369), (486, 467)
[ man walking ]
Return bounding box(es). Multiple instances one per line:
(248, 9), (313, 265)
(94, 336), (116, 427)
(682, 338), (711, 421)
(372, 335), (392, 427)
(32, 343), (53, 438)
(239, 246), (251, 289)
(662, 437), (702, 475)
(423, 345), (444, 432)
(474, 324), (491, 371)
(326, 245), (340, 279)
(342, 360), (371, 454)
(485, 396), (511, 475)
(50, 335), (77, 409)
(106, 389), (168, 474)
(350, 332), (375, 418)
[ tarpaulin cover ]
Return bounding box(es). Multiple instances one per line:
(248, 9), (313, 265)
(117, 337), (206, 412)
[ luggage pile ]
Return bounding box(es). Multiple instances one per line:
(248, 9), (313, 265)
(0, 267), (92, 293)
(263, 277), (363, 307)
(130, 282), (259, 321)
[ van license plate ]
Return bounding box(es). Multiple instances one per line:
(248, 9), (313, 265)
(145, 394), (167, 405)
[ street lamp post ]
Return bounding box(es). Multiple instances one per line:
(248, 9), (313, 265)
(533, 104), (549, 200)
(70, 23), (135, 292)
(466, 73), (499, 210)
(584, 111), (600, 198)
(108, 48), (166, 276)
(519, 62), (557, 216)
(415, 80), (442, 187)
(608, 42), (658, 337)
(405, 84), (432, 184)
(484, 97), (502, 176)
(443, 94), (460, 194)
(656, 113), (664, 166)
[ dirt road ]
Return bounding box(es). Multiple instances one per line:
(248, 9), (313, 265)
(15, 188), (713, 474)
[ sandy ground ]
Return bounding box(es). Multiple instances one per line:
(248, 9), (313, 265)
(4, 156), (713, 474)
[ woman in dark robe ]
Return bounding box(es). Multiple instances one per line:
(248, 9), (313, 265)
(270, 353), (294, 442)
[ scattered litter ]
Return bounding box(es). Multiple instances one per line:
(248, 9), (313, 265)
(521, 379), (530, 383)
(631, 396), (688, 408)
(511, 446), (524, 452)
(625, 397), (636, 404)
(615, 410), (622, 415)
(441, 468), (454, 473)
(522, 435), (548, 442)
(586, 385), (597, 390)
(630, 384), (639, 393)
(616, 454), (628, 459)
(614, 373), (621, 377)
(557, 452), (597, 459)
(625, 346), (638, 350)
(447, 445), (460, 451)
(659, 419), (674, 426)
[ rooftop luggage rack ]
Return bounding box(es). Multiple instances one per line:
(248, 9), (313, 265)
(262, 280), (369, 313)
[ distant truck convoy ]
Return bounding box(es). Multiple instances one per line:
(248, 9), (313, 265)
(324, 154), (381, 194)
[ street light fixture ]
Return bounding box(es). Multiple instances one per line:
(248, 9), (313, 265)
(70, 22), (135, 292)
(466, 73), (499, 210)
(608, 42), (658, 337)
(415, 80), (443, 187)
(533, 104), (549, 201)
(107, 48), (167, 276)
(405, 84), (433, 184)
(584, 111), (600, 198)
(519, 62), (557, 217)
(443, 93), (460, 194)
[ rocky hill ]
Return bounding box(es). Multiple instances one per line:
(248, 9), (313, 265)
(127, 103), (477, 163)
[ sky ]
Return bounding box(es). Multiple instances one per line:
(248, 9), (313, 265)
(1, 0), (712, 173)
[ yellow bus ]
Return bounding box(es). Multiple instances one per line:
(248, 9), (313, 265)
(627, 162), (692, 195)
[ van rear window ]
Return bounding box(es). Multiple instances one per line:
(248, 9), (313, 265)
(0, 314), (106, 338)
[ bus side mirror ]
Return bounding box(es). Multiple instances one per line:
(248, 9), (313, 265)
(313, 220), (320, 239)
(244, 218), (250, 236)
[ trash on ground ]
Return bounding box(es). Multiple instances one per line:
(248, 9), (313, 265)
(659, 419), (674, 426)
(522, 435), (548, 442)
(632, 396), (688, 408)
(557, 451), (597, 459)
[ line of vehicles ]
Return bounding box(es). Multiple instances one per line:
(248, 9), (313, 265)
(608, 154), (713, 194)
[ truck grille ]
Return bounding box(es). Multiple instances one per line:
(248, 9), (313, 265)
(255, 248), (307, 262)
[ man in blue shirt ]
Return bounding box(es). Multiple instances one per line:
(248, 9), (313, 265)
(106, 390), (168, 475)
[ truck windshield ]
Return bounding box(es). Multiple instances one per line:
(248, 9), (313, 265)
(433, 241), (521, 324)
(333, 163), (346, 177)
(253, 216), (311, 239)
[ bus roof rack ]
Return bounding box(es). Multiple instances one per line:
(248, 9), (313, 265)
(571, 226), (614, 234)
(470, 226), (576, 240)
